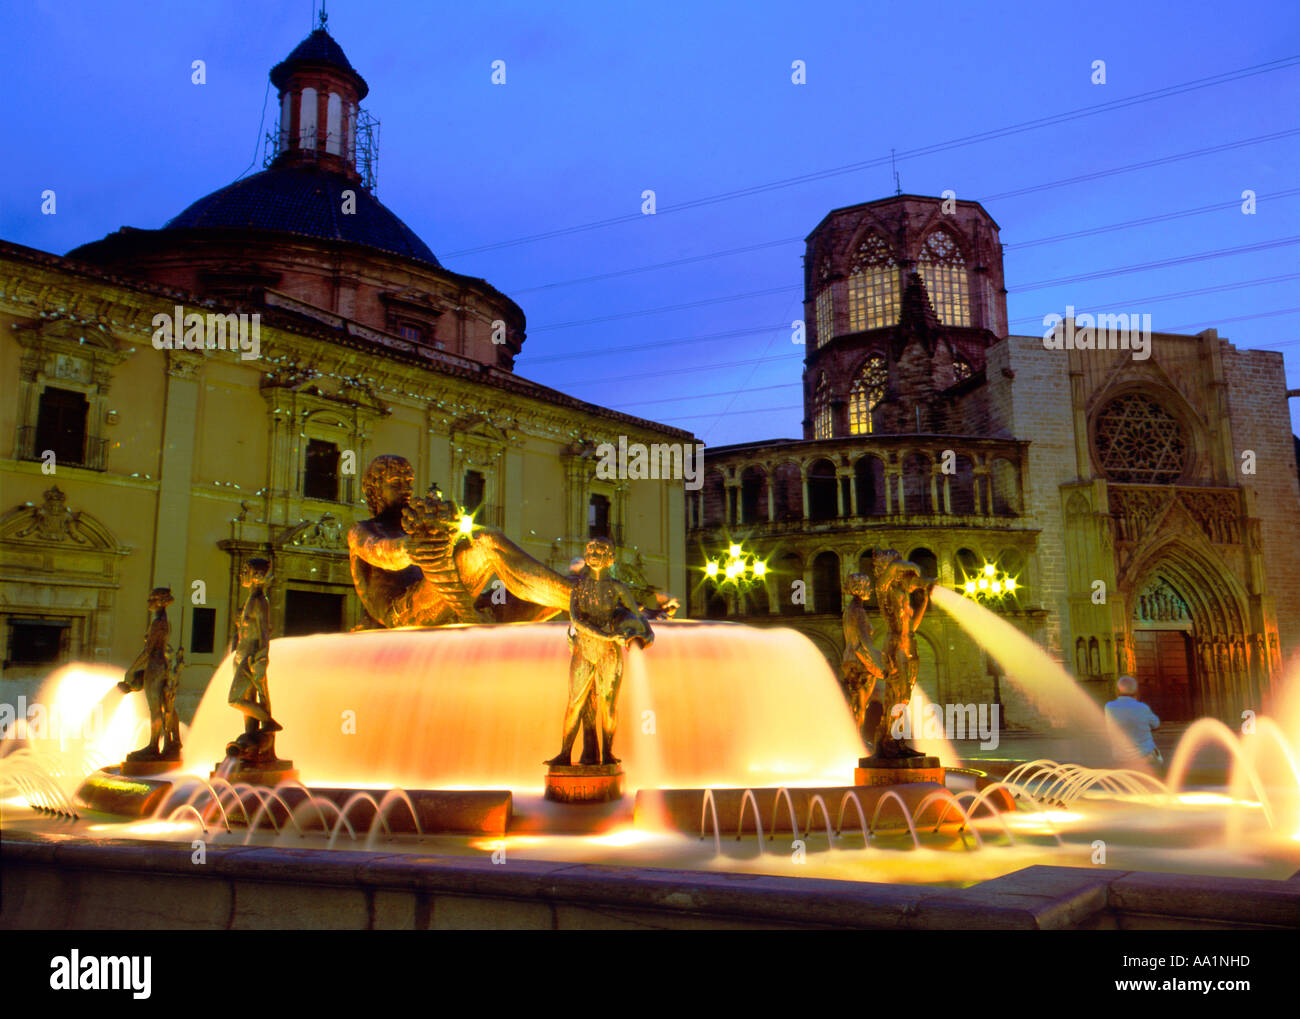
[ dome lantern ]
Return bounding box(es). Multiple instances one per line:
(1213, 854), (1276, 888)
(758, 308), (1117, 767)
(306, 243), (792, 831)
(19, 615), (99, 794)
(266, 11), (376, 188)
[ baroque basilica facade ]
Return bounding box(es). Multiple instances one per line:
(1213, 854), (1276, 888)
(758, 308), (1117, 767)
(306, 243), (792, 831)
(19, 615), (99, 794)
(0, 26), (688, 711)
(688, 194), (1300, 728)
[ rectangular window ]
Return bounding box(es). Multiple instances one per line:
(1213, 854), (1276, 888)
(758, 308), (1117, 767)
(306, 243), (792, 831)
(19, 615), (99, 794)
(6, 618), (69, 667)
(463, 470), (485, 511)
(284, 589), (345, 637)
(35, 387), (88, 466)
(191, 607), (216, 655)
(397, 322), (423, 343)
(588, 494), (611, 538)
(303, 440), (340, 501)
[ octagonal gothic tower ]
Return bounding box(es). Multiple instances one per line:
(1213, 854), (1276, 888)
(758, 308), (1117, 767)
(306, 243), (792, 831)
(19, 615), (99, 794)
(801, 195), (1008, 439)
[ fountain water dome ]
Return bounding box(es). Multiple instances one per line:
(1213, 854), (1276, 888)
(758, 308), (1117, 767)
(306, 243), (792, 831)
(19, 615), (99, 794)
(182, 620), (867, 792)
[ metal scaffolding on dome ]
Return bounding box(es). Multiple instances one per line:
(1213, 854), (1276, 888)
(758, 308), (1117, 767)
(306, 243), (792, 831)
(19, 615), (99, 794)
(263, 107), (380, 193)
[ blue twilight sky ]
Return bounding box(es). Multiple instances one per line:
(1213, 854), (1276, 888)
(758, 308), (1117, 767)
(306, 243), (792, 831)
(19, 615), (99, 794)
(1, 0), (1297, 446)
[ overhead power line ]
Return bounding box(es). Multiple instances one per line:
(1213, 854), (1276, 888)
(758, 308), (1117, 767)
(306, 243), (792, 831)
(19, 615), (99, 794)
(1011, 236), (1300, 292)
(523, 237), (1298, 333)
(445, 55), (1300, 258)
(507, 188), (1300, 296)
(553, 305), (1300, 402)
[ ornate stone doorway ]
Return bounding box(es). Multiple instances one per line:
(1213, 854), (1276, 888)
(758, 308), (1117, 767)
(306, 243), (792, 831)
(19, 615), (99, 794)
(1126, 559), (1255, 723)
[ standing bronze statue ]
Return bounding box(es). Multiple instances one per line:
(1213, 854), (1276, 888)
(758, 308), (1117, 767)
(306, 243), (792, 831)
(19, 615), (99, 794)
(867, 548), (935, 760)
(221, 558), (292, 777)
(118, 587), (182, 764)
(347, 454), (573, 627)
(546, 538), (653, 791)
(840, 572), (885, 749)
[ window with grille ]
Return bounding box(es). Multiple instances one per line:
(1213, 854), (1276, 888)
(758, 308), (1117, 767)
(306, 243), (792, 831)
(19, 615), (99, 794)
(846, 235), (900, 331)
(848, 356), (887, 435)
(917, 231), (971, 327)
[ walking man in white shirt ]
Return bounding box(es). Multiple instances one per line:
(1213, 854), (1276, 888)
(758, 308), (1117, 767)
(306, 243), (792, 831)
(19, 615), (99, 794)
(1104, 675), (1162, 770)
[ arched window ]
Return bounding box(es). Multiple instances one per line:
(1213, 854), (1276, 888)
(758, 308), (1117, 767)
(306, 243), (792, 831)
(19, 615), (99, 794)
(326, 93), (343, 154)
(773, 462), (803, 521)
(908, 547), (938, 581)
(776, 554), (803, 614)
(991, 457), (1018, 515)
(812, 373), (832, 439)
(299, 87), (318, 148)
(279, 91), (292, 149)
(854, 455), (885, 516)
(952, 354), (973, 382)
(848, 355), (887, 435)
(846, 235), (899, 331)
(808, 458), (838, 521)
(740, 465), (768, 523)
(813, 551), (841, 613)
(954, 547), (981, 584)
(1093, 393), (1188, 484)
(917, 231), (970, 327)
(702, 471), (726, 527)
(902, 453), (932, 515)
(949, 454), (976, 514)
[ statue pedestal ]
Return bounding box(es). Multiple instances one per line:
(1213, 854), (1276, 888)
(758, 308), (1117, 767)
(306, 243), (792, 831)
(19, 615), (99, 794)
(213, 728), (295, 786)
(854, 755), (944, 787)
(544, 763), (624, 803)
(211, 759), (298, 786)
(119, 758), (181, 777)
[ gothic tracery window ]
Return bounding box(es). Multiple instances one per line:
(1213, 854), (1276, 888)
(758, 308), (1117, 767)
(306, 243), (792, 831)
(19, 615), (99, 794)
(848, 355), (887, 435)
(815, 287), (834, 348)
(917, 230), (971, 327)
(846, 235), (899, 332)
(812, 373), (832, 439)
(1093, 393), (1188, 484)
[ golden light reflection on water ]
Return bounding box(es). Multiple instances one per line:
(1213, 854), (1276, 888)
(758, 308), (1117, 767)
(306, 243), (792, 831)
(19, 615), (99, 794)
(87, 820), (200, 837)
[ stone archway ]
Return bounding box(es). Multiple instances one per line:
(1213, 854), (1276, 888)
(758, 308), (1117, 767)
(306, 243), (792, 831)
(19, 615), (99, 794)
(1123, 541), (1254, 722)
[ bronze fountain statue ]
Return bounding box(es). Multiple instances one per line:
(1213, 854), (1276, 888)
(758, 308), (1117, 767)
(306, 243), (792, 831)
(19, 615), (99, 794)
(841, 572), (885, 749)
(843, 548), (936, 769)
(548, 537), (654, 767)
(347, 454), (573, 627)
(545, 537), (654, 802)
(117, 587), (182, 770)
(219, 558), (293, 779)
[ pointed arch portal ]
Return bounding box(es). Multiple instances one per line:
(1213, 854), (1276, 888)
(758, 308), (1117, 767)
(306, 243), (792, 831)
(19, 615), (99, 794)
(1126, 542), (1258, 723)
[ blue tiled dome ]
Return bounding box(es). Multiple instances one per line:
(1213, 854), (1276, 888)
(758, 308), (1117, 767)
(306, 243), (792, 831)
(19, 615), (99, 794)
(162, 166), (439, 265)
